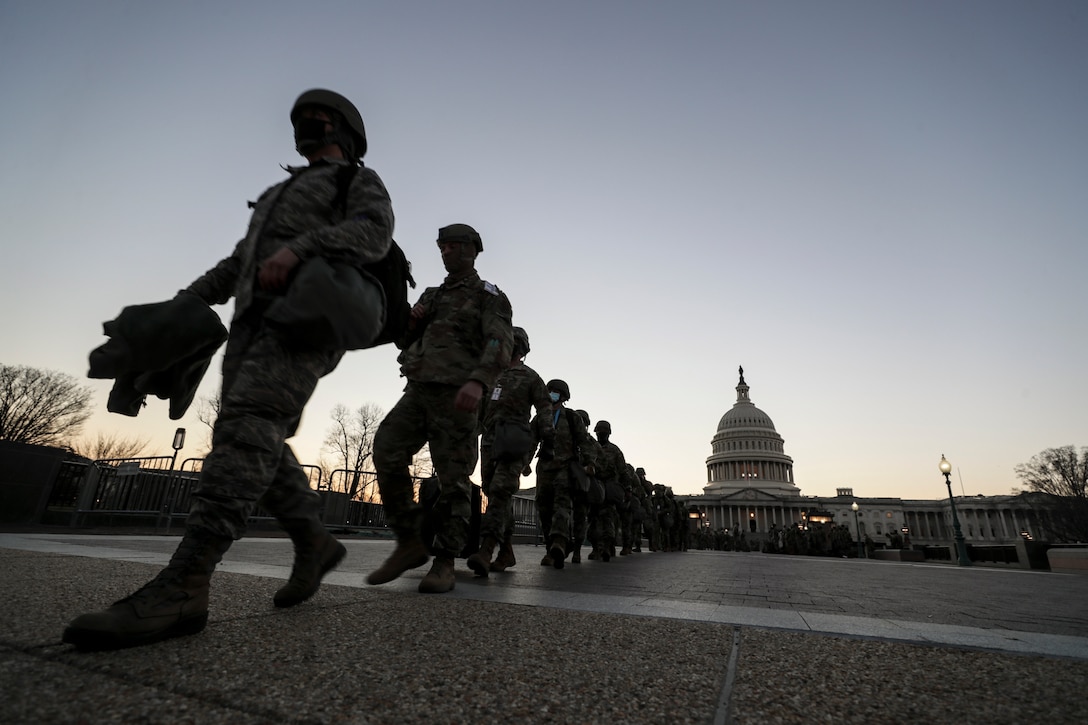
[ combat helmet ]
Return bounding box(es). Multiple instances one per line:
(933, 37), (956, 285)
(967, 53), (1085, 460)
(290, 89), (368, 158)
(546, 379), (570, 402)
(594, 420), (612, 435)
(512, 326), (530, 357)
(437, 223), (483, 253)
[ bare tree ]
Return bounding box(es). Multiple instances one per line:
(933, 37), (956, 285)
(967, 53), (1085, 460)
(410, 444), (434, 479)
(322, 403), (384, 499)
(70, 431), (150, 460)
(194, 393), (221, 455)
(1014, 445), (1088, 543)
(408, 444), (436, 505)
(0, 364), (93, 447)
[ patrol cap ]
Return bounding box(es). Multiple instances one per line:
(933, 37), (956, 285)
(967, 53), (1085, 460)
(290, 89), (367, 157)
(594, 420), (611, 434)
(437, 223), (483, 253)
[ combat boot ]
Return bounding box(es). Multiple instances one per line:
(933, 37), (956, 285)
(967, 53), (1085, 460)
(570, 544), (581, 564)
(62, 527), (232, 651)
(540, 552), (554, 566)
(367, 536), (430, 585)
(587, 548), (599, 561)
(418, 556), (455, 593)
(620, 545), (632, 556)
(490, 533), (517, 572)
(600, 543), (612, 562)
(466, 536), (498, 578)
(548, 535), (567, 570)
(274, 521), (347, 608)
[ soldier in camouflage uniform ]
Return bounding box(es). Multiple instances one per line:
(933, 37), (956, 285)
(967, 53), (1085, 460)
(569, 409), (603, 564)
(465, 327), (553, 576)
(623, 463), (644, 553)
(652, 484), (670, 551)
(367, 223), (513, 594)
(590, 420), (633, 562)
(665, 487), (682, 551)
(64, 89), (394, 651)
(535, 379), (597, 569)
(635, 467), (656, 552)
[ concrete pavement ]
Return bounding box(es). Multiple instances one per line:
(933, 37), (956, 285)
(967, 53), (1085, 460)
(2, 532), (1087, 724)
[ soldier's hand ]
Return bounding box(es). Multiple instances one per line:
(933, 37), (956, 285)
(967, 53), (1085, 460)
(258, 247), (301, 292)
(584, 463), (595, 476)
(454, 380), (485, 412)
(522, 464), (533, 476)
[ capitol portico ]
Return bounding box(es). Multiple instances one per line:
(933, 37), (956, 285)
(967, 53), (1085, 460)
(681, 367), (1048, 565)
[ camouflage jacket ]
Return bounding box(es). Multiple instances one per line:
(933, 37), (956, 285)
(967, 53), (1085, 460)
(628, 466), (648, 506)
(539, 406), (598, 472)
(479, 362), (554, 446)
(397, 271), (513, 388)
(186, 159), (394, 320)
(595, 440), (631, 489)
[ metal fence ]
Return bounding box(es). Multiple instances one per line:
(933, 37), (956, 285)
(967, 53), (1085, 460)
(40, 455), (542, 541)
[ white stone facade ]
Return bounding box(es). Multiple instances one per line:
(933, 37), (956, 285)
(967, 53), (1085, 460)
(683, 367), (1047, 562)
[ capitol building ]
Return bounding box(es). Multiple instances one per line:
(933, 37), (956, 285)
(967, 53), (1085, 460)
(680, 367), (1047, 565)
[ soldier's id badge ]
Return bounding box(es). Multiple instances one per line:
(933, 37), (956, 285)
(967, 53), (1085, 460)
(491, 386), (502, 400)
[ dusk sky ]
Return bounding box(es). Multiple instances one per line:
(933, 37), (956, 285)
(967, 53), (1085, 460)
(2, 1), (1085, 500)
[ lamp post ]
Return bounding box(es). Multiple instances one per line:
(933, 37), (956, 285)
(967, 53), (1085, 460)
(170, 427), (186, 470)
(940, 454), (972, 566)
(851, 502), (864, 558)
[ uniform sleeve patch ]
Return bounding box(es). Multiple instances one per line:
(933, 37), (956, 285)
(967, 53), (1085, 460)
(483, 281), (499, 295)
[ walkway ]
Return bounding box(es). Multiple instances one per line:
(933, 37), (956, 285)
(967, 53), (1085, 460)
(2, 533), (1086, 724)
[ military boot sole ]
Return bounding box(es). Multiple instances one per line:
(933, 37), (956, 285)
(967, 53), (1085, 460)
(274, 538), (348, 608)
(489, 556), (515, 572)
(418, 560), (456, 594)
(63, 611), (209, 652)
(548, 543), (566, 570)
(366, 541), (430, 585)
(466, 551), (491, 578)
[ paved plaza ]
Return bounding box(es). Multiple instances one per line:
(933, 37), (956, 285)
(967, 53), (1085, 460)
(2, 532), (1087, 724)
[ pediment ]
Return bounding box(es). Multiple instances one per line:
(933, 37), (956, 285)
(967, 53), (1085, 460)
(716, 488), (784, 502)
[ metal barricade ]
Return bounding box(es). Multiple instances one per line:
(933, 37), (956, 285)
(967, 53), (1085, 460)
(71, 456), (178, 527)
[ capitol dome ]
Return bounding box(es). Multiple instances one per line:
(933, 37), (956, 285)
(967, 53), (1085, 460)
(704, 367), (799, 496)
(717, 404), (776, 432)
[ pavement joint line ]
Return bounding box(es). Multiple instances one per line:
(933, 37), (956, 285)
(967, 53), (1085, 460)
(5, 533), (1088, 661)
(712, 627), (740, 725)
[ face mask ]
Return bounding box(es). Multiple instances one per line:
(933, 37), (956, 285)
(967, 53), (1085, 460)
(294, 117), (330, 153)
(549, 391), (561, 403)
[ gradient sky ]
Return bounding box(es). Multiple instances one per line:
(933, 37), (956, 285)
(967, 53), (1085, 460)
(2, 1), (1085, 500)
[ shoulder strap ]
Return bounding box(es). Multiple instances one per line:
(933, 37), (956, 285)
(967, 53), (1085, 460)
(331, 163), (361, 216)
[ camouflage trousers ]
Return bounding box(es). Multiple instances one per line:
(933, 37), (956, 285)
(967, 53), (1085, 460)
(623, 506), (641, 549)
(478, 442), (528, 542)
(535, 462), (573, 544)
(373, 381), (479, 559)
(589, 503), (618, 549)
(642, 510), (657, 549)
(189, 317), (342, 539)
(571, 490), (590, 550)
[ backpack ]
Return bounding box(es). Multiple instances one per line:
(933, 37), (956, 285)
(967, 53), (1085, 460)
(332, 163), (416, 348)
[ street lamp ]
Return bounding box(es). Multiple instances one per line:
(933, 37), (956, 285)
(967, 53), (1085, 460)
(170, 427), (186, 470)
(940, 454), (972, 566)
(851, 502), (865, 558)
